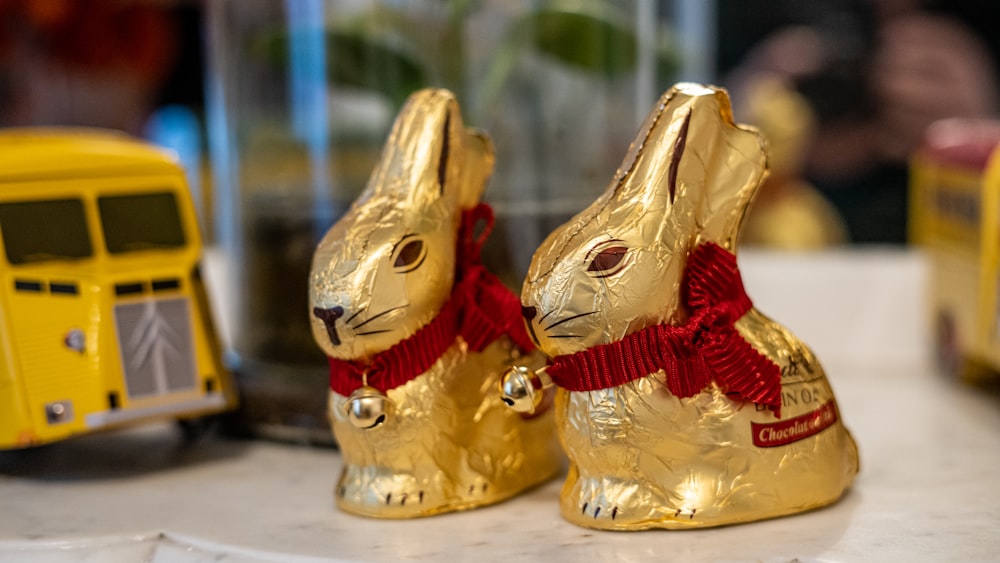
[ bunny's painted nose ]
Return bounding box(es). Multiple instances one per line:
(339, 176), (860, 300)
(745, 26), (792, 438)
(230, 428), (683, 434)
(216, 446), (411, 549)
(313, 306), (345, 346)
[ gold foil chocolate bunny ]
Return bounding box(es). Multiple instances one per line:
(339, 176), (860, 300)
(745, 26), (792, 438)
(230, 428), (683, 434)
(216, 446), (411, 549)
(309, 89), (560, 518)
(502, 83), (858, 530)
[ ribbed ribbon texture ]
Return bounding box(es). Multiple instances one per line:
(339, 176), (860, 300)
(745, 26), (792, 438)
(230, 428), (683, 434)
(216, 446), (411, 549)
(328, 203), (533, 397)
(546, 242), (783, 416)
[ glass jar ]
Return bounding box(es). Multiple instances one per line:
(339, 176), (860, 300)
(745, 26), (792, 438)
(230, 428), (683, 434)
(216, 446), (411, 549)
(205, 0), (709, 444)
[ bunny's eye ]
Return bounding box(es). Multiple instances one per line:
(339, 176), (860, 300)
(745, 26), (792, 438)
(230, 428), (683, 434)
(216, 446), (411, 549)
(393, 238), (426, 272)
(587, 246), (628, 278)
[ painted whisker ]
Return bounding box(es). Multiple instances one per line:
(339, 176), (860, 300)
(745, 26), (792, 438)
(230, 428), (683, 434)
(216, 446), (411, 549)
(544, 310), (597, 331)
(352, 305), (409, 329)
(355, 329), (393, 337)
(345, 308), (365, 324)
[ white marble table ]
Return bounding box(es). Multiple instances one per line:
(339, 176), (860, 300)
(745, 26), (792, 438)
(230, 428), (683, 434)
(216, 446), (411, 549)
(2, 250), (998, 562)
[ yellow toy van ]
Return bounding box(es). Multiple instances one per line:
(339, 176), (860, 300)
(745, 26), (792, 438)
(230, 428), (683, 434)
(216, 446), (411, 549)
(910, 118), (1000, 379)
(0, 128), (236, 449)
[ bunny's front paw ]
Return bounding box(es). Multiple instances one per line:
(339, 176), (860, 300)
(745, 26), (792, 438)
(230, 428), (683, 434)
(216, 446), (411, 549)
(577, 499), (701, 526)
(337, 484), (428, 508)
(463, 479), (491, 497)
(579, 499), (623, 522)
(562, 472), (714, 530)
(561, 474), (661, 530)
(335, 466), (440, 518)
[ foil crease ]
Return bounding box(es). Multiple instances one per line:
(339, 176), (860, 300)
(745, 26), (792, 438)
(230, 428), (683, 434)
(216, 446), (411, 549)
(310, 89), (561, 518)
(522, 83), (859, 530)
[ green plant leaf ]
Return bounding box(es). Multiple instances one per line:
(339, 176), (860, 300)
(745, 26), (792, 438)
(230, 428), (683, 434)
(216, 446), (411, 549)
(255, 28), (426, 107)
(528, 8), (637, 76)
(325, 30), (426, 106)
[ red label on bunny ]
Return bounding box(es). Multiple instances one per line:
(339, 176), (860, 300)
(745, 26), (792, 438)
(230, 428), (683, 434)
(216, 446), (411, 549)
(751, 400), (838, 447)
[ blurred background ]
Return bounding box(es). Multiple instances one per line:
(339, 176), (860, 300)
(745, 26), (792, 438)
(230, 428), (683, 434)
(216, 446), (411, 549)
(1, 0), (996, 441)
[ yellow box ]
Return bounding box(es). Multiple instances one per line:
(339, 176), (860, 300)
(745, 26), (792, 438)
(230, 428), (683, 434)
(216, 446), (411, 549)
(910, 119), (1000, 379)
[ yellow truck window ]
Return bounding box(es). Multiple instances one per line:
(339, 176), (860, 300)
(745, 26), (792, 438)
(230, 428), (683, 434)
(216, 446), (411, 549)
(0, 198), (92, 264)
(97, 192), (186, 254)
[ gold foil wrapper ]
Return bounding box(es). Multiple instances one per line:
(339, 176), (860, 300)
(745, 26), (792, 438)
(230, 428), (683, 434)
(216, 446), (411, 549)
(522, 83), (859, 530)
(310, 89), (561, 518)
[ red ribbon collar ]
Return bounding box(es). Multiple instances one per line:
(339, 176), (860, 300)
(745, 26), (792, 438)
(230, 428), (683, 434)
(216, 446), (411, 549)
(545, 242), (783, 416)
(327, 204), (533, 397)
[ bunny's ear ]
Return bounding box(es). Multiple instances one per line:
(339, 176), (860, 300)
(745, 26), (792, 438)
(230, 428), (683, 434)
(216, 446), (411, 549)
(363, 88), (492, 212)
(454, 128), (495, 209)
(609, 83), (768, 250)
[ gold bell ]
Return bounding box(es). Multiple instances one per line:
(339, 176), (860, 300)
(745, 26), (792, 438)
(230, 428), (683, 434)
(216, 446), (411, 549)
(499, 365), (550, 415)
(345, 385), (393, 429)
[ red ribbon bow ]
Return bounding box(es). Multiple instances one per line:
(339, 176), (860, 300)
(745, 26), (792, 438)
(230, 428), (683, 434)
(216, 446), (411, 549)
(327, 203), (533, 397)
(546, 242), (783, 416)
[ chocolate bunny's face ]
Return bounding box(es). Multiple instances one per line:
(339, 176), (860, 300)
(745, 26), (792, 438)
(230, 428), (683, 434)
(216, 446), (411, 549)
(523, 84), (768, 358)
(310, 90), (491, 362)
